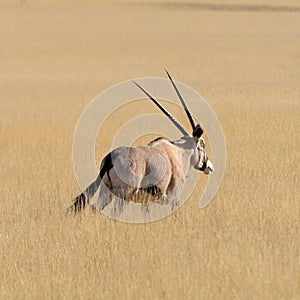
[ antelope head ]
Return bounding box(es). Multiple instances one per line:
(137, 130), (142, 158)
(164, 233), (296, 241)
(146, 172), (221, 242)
(133, 69), (214, 175)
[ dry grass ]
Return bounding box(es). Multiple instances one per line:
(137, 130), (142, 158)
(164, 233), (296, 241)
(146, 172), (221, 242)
(0, 1), (299, 299)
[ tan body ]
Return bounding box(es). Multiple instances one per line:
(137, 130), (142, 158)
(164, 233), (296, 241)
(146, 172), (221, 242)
(96, 137), (198, 212)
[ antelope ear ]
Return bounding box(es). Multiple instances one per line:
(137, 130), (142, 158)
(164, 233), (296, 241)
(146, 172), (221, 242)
(193, 124), (203, 138)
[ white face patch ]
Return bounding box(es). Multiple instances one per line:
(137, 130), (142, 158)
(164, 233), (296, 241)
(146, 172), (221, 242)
(195, 138), (214, 174)
(204, 160), (214, 174)
(197, 138), (206, 166)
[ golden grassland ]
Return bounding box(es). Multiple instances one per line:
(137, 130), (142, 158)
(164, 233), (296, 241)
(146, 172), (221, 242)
(0, 1), (299, 299)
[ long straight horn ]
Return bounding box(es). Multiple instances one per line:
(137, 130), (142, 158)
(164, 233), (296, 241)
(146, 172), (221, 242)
(133, 81), (189, 137)
(165, 69), (196, 131)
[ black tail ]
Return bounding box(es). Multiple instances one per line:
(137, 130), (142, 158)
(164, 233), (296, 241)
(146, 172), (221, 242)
(68, 153), (113, 214)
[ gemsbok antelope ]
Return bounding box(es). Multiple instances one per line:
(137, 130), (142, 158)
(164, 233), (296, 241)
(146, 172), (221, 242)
(69, 70), (214, 214)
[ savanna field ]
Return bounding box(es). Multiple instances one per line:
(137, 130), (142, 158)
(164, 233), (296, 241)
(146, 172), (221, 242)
(0, 0), (299, 299)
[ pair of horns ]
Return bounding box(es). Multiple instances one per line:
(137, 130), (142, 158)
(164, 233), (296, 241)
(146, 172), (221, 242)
(133, 69), (201, 137)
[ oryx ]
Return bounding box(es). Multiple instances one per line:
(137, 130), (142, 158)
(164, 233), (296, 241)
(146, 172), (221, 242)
(69, 70), (214, 214)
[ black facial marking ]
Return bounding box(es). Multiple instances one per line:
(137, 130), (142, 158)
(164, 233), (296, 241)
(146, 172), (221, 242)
(199, 160), (207, 172)
(193, 124), (203, 138)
